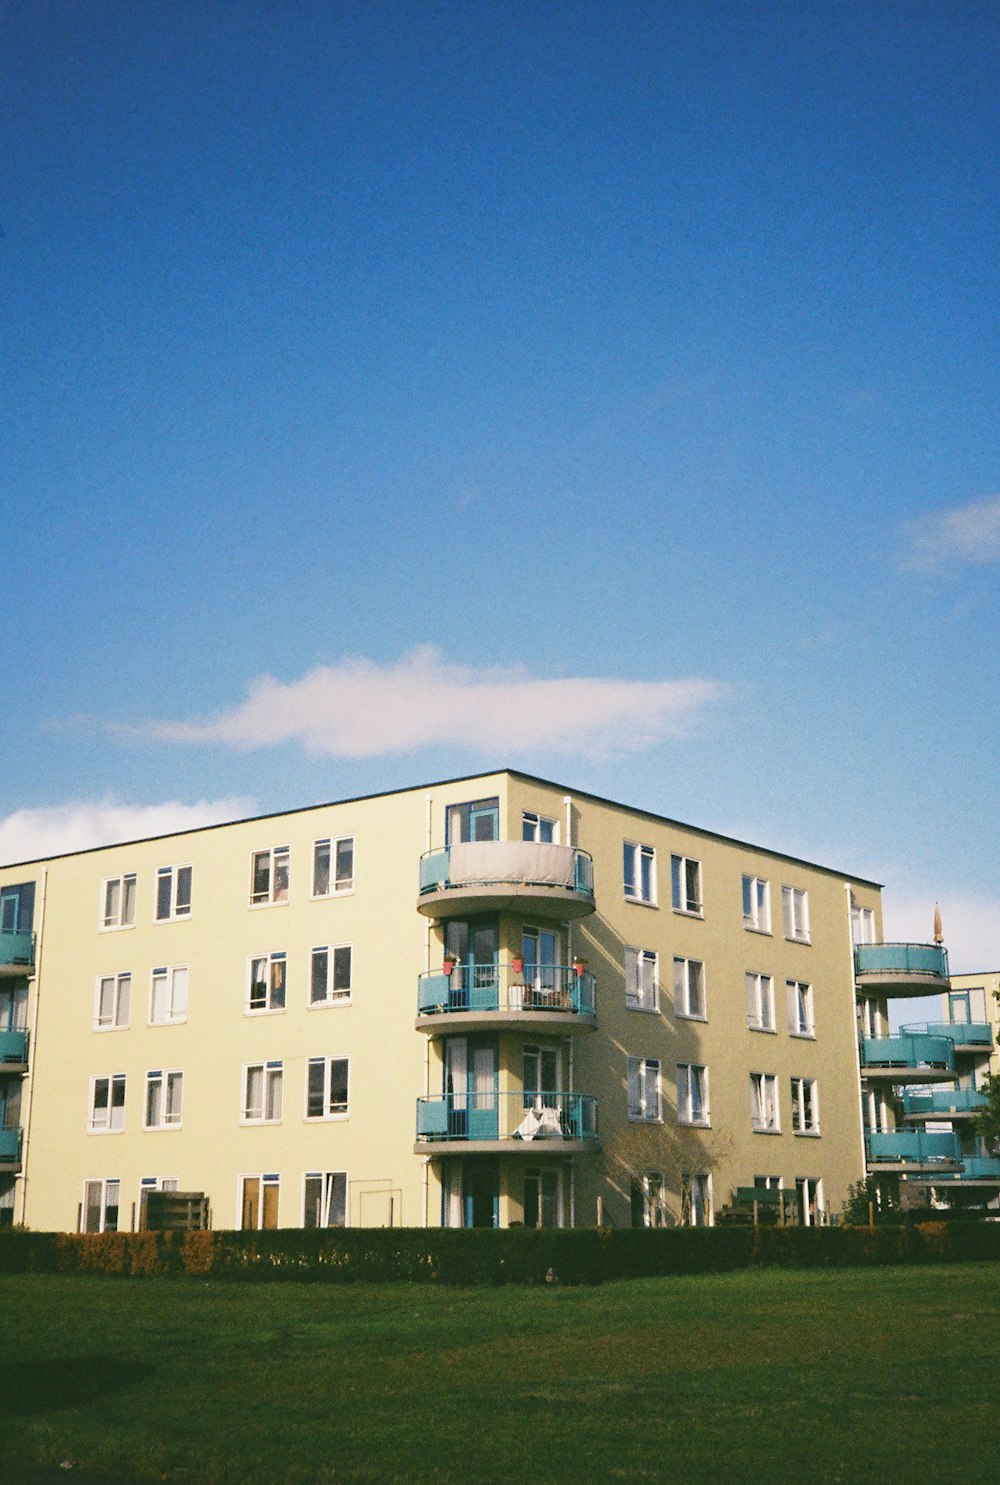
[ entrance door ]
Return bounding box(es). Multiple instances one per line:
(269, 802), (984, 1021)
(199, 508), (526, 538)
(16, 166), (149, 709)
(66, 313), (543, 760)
(445, 920), (499, 1012)
(464, 1160), (499, 1227)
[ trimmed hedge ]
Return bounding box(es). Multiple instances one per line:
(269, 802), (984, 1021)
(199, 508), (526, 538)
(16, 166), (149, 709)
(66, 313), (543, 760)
(1, 1220), (1000, 1284)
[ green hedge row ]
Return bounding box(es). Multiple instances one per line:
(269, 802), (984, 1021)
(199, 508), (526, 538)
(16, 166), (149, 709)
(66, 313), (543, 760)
(0, 1220), (999, 1284)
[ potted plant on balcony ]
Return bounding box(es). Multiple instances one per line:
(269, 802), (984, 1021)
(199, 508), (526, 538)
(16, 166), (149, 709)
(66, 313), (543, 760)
(511, 955), (524, 975)
(572, 956), (586, 977)
(442, 955), (457, 976)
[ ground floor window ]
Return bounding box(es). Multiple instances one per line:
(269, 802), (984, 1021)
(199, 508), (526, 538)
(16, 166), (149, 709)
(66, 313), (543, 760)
(241, 1173), (279, 1230)
(795, 1177), (824, 1227)
(524, 1166), (564, 1228)
(682, 1172), (712, 1227)
(83, 1178), (120, 1233)
(304, 1171), (347, 1228)
(631, 1171), (666, 1227)
(0, 1175), (15, 1228)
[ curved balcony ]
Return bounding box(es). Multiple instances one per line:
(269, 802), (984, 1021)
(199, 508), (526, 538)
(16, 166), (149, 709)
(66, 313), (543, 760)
(416, 964), (597, 1033)
(415, 1091), (599, 1154)
(854, 942), (949, 997)
(417, 842), (595, 921)
(0, 1126), (22, 1170)
(0, 931), (34, 978)
(865, 1130), (962, 1171)
(860, 1034), (955, 1083)
(902, 1087), (987, 1121)
(929, 1156), (1000, 1183)
(900, 1020), (993, 1055)
(0, 1029), (28, 1068)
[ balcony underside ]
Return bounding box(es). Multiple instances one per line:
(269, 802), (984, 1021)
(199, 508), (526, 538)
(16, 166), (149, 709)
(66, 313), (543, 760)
(861, 1065), (957, 1084)
(418, 882), (595, 920)
(416, 1008), (597, 1034)
(867, 1159), (963, 1174)
(902, 1108), (978, 1121)
(415, 1137), (599, 1156)
(855, 970), (951, 997)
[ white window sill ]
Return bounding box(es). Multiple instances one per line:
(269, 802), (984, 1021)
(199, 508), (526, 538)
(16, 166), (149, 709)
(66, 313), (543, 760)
(744, 925), (772, 936)
(675, 1011), (708, 1023)
(793, 1129), (821, 1138)
(678, 1118), (711, 1129)
(92, 1024), (129, 1033)
(627, 1115), (663, 1124)
(784, 935), (811, 946)
(751, 1126), (781, 1135)
(304, 1112), (349, 1123)
(148, 1018), (188, 1029)
(87, 1127), (124, 1136)
(244, 1007), (287, 1017)
(240, 1119), (284, 1128)
(747, 1024), (777, 1034)
(98, 924), (135, 934)
(673, 907), (704, 920)
(308, 998), (352, 1010)
(625, 1002), (659, 1014)
(624, 896), (658, 909)
(143, 1124), (182, 1133)
(789, 1030), (816, 1041)
(249, 899), (289, 910)
(310, 887), (356, 901)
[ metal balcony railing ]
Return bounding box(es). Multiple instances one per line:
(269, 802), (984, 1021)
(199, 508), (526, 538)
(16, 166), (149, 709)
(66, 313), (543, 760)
(866, 1130), (962, 1165)
(861, 1035), (954, 1071)
(900, 1021), (993, 1048)
(854, 943), (949, 980)
(0, 1029), (28, 1064)
(416, 1090), (598, 1143)
(0, 930), (34, 970)
(902, 1087), (988, 1118)
(417, 964), (596, 1018)
(418, 842), (595, 899)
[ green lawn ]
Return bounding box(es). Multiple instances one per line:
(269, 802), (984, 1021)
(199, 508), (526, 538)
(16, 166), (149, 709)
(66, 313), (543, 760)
(2, 1264), (998, 1484)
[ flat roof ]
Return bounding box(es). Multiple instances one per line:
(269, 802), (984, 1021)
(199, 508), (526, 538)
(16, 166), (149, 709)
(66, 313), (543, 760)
(0, 767), (883, 888)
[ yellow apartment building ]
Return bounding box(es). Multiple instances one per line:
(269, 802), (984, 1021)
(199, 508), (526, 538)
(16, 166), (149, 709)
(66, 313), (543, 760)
(0, 768), (957, 1235)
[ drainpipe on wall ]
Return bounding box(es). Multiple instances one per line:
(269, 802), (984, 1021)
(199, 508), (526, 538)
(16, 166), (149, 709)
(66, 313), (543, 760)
(19, 866), (47, 1228)
(845, 882), (869, 1191)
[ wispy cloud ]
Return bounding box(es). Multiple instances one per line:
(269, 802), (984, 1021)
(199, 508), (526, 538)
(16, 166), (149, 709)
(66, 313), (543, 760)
(0, 797), (256, 866)
(111, 646), (731, 760)
(900, 493), (1000, 573)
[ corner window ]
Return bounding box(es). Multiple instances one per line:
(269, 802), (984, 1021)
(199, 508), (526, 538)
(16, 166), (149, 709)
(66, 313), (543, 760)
(624, 947), (658, 1012)
(89, 1074), (126, 1133)
(247, 952), (286, 1013)
(624, 842), (656, 904)
(742, 875), (770, 932)
(782, 886), (810, 943)
(750, 1072), (779, 1133)
(242, 1062), (283, 1123)
(626, 1056), (661, 1121)
(94, 973), (131, 1031)
(673, 957), (706, 1020)
(250, 847), (289, 906)
(83, 1178), (120, 1233)
(312, 837), (354, 896)
(786, 980), (815, 1038)
(304, 1171), (347, 1227)
(671, 854), (702, 915)
(522, 811), (559, 843)
(306, 1056), (349, 1119)
(150, 966), (188, 1025)
(676, 1063), (710, 1126)
(144, 1070), (183, 1129)
(310, 945), (352, 1007)
(101, 874), (136, 930)
(791, 1077), (819, 1135)
(156, 865), (192, 922)
(746, 972), (775, 1032)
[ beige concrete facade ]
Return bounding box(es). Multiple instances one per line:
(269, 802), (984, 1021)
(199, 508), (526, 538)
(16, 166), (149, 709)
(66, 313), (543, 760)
(0, 770), (883, 1233)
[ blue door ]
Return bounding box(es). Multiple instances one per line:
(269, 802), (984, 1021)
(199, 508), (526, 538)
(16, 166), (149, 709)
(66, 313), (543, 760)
(445, 920), (499, 1012)
(464, 1160), (499, 1227)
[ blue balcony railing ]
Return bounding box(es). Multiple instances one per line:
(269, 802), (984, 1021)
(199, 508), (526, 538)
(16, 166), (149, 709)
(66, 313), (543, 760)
(900, 1021), (993, 1049)
(866, 1130), (962, 1165)
(416, 1090), (598, 1144)
(854, 942), (949, 981)
(417, 964), (596, 1019)
(0, 1029), (28, 1064)
(419, 842), (595, 899)
(861, 1035), (954, 1071)
(0, 1126), (22, 1164)
(902, 1087), (987, 1118)
(0, 930), (34, 971)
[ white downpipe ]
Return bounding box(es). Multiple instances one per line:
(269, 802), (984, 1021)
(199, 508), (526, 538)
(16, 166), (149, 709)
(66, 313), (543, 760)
(845, 882), (869, 1185)
(424, 796), (433, 971)
(19, 867), (47, 1227)
(563, 795), (573, 846)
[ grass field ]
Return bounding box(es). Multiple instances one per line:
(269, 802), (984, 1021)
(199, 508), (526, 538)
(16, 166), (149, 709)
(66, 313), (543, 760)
(2, 1263), (999, 1484)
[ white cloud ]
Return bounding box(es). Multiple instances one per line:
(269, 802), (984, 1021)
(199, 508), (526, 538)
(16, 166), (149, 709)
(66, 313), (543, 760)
(116, 646), (730, 760)
(0, 797), (256, 867)
(900, 492), (1000, 573)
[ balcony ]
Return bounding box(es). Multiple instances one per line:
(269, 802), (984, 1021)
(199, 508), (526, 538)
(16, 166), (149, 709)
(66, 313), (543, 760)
(416, 964), (597, 1033)
(854, 942), (949, 997)
(902, 1087), (987, 1121)
(860, 1034), (955, 1082)
(865, 1130), (963, 1171)
(0, 930), (34, 978)
(417, 841), (595, 921)
(0, 1126), (22, 1169)
(0, 1029), (28, 1068)
(900, 1020), (993, 1054)
(415, 1091), (599, 1153)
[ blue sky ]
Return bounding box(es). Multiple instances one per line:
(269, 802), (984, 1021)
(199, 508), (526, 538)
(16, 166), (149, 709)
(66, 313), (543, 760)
(4, 1), (999, 970)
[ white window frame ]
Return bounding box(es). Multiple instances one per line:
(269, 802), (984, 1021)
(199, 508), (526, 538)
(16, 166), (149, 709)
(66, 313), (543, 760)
(310, 944), (353, 1007)
(303, 1170), (348, 1228)
(242, 1061), (283, 1124)
(676, 1063), (710, 1127)
(240, 1172), (280, 1230)
(851, 899), (876, 946)
(786, 980), (815, 1039)
(144, 1069), (183, 1130)
(782, 885), (810, 943)
(522, 811), (560, 843)
(155, 864), (192, 922)
(89, 1074), (126, 1134)
(750, 1072), (780, 1133)
(312, 836), (355, 897)
(633, 1171), (666, 1228)
(82, 1177), (120, 1233)
(684, 1172), (713, 1228)
(623, 842), (656, 905)
(742, 874), (771, 933)
(246, 952), (287, 1014)
(149, 965), (188, 1026)
(791, 1077), (819, 1136)
(746, 972), (776, 1032)
(305, 1056), (350, 1120)
(624, 947), (658, 1012)
(670, 854), (703, 916)
(100, 874), (136, 931)
(627, 1056), (661, 1122)
(795, 1176), (824, 1227)
(250, 846), (290, 907)
(673, 956), (706, 1020)
(94, 972), (131, 1031)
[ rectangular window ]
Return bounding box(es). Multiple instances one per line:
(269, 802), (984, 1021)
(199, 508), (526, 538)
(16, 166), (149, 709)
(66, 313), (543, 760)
(673, 957), (706, 1020)
(626, 1056), (661, 1121)
(786, 980), (815, 1038)
(851, 898), (876, 946)
(676, 1063), (710, 1126)
(250, 847), (290, 906)
(623, 842), (656, 904)
(89, 1074), (126, 1133)
(750, 1072), (780, 1133)
(670, 854), (702, 915)
(782, 886), (810, 943)
(795, 1176), (824, 1227)
(522, 811), (559, 843)
(155, 865), (192, 922)
(310, 945), (352, 1006)
(683, 1172), (712, 1227)
(94, 973), (131, 1031)
(742, 875), (770, 932)
(247, 952), (286, 1013)
(312, 837), (354, 896)
(304, 1171), (348, 1228)
(446, 797), (499, 844)
(149, 966), (188, 1025)
(306, 1057), (349, 1119)
(746, 972), (775, 1032)
(791, 1077), (819, 1135)
(624, 947), (658, 1012)
(83, 1178), (120, 1233)
(101, 874), (136, 930)
(630, 1172), (666, 1228)
(242, 1062), (283, 1123)
(144, 1070), (183, 1129)
(241, 1174), (279, 1230)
